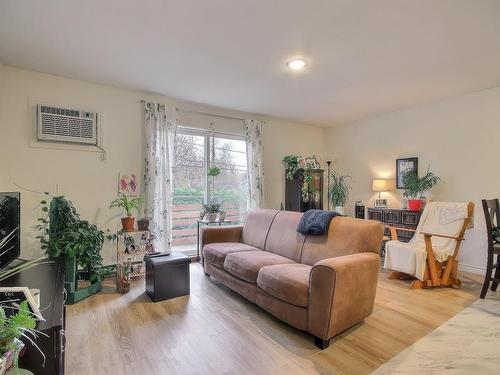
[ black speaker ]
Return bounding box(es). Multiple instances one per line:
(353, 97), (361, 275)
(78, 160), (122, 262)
(355, 202), (365, 219)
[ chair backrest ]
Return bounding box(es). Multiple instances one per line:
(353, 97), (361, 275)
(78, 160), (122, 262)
(482, 199), (500, 250)
(410, 201), (474, 250)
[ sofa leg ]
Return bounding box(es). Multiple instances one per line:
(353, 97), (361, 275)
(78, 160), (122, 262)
(314, 336), (330, 349)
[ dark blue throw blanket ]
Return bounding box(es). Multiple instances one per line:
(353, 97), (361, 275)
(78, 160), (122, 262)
(297, 209), (341, 235)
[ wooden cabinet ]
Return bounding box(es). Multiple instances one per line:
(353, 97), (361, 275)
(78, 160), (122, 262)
(367, 207), (422, 243)
(285, 169), (324, 212)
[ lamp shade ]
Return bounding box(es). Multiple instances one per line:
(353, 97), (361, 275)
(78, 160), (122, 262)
(372, 179), (392, 192)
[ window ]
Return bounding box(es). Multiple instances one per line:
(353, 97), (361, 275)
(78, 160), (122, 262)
(172, 127), (248, 255)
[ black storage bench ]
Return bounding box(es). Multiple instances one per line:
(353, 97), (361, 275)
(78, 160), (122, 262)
(144, 251), (191, 302)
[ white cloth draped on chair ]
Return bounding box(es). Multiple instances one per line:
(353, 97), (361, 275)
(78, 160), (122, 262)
(384, 201), (469, 280)
(143, 102), (177, 253)
(244, 119), (265, 209)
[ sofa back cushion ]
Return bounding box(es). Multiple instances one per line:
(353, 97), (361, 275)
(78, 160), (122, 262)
(264, 211), (305, 262)
(241, 209), (279, 249)
(300, 217), (383, 265)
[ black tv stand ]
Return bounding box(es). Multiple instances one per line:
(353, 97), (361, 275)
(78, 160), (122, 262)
(0, 259), (65, 374)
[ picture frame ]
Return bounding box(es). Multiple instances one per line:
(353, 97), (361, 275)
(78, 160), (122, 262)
(0, 287), (44, 321)
(118, 173), (139, 196)
(396, 157), (418, 189)
(374, 198), (388, 208)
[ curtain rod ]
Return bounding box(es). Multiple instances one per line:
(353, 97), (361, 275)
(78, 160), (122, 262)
(139, 99), (246, 122)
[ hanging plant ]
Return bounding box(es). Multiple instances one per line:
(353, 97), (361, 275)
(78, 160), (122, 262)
(282, 155), (300, 180)
(208, 167), (221, 177)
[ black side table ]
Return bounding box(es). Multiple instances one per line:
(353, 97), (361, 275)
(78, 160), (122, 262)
(144, 252), (190, 302)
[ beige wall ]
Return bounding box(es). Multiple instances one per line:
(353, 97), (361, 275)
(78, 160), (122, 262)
(325, 87), (500, 274)
(0, 66), (325, 264)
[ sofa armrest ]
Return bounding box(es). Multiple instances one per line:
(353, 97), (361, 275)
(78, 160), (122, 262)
(308, 252), (380, 340)
(201, 225), (243, 247)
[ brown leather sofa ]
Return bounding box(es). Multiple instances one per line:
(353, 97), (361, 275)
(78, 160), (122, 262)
(201, 209), (383, 349)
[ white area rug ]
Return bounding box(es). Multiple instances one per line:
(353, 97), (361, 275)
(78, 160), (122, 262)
(372, 292), (500, 374)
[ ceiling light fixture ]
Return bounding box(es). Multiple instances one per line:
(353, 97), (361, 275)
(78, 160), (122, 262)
(287, 58), (307, 71)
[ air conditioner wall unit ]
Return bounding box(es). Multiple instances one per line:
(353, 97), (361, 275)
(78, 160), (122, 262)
(37, 104), (98, 145)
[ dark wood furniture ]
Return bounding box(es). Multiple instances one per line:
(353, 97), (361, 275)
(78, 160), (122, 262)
(355, 203), (365, 219)
(285, 169), (324, 212)
(480, 199), (500, 298)
(367, 207), (422, 244)
(0, 260), (65, 375)
(145, 252), (190, 302)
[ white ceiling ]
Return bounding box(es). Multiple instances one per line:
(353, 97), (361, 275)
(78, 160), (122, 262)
(1, 0), (500, 126)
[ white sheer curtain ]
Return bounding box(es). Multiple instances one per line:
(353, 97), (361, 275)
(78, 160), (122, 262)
(244, 119), (265, 209)
(143, 102), (177, 253)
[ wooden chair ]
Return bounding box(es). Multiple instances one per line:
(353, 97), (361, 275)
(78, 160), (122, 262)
(480, 199), (500, 298)
(385, 202), (474, 289)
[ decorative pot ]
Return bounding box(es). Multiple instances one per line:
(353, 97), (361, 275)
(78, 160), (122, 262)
(407, 199), (423, 211)
(206, 213), (217, 222)
(334, 206), (344, 215)
(137, 218), (150, 231)
(121, 217), (135, 232)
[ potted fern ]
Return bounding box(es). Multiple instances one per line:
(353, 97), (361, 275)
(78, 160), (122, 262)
(401, 166), (440, 211)
(328, 171), (352, 215)
(0, 301), (43, 374)
(109, 193), (143, 232)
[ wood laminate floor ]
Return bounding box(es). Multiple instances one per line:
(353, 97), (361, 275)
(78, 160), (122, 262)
(66, 263), (482, 375)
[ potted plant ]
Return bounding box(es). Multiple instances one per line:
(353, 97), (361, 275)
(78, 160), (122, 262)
(328, 171), (352, 215)
(37, 195), (105, 304)
(401, 166), (440, 211)
(109, 193), (143, 232)
(0, 301), (42, 374)
(137, 209), (150, 231)
(202, 202), (220, 222)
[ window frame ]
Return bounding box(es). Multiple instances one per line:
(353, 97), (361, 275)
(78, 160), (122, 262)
(174, 125), (248, 205)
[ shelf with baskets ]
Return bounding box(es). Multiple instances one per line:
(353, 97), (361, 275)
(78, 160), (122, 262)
(116, 230), (155, 293)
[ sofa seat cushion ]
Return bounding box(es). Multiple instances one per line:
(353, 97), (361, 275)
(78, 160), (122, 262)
(203, 242), (261, 268)
(224, 251), (295, 283)
(257, 264), (311, 307)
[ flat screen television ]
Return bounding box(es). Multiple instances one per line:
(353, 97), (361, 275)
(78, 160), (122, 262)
(0, 192), (20, 269)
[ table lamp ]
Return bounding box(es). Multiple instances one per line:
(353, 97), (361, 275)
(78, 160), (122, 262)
(372, 179), (392, 207)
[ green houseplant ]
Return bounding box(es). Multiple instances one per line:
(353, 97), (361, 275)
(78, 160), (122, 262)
(0, 301), (43, 374)
(328, 171), (352, 215)
(109, 193), (143, 232)
(37, 195), (105, 304)
(401, 166), (440, 211)
(202, 202), (221, 222)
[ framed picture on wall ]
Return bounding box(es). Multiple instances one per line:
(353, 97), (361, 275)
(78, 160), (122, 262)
(118, 173), (139, 196)
(396, 157), (418, 189)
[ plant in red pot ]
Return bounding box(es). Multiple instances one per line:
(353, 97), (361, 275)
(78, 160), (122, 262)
(401, 166), (440, 211)
(110, 193), (143, 232)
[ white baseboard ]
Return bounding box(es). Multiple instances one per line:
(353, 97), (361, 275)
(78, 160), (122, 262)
(458, 262), (486, 275)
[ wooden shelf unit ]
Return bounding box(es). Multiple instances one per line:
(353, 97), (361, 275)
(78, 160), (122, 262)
(116, 230), (151, 290)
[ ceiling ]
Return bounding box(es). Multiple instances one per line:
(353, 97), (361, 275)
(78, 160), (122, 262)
(1, 0), (500, 126)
